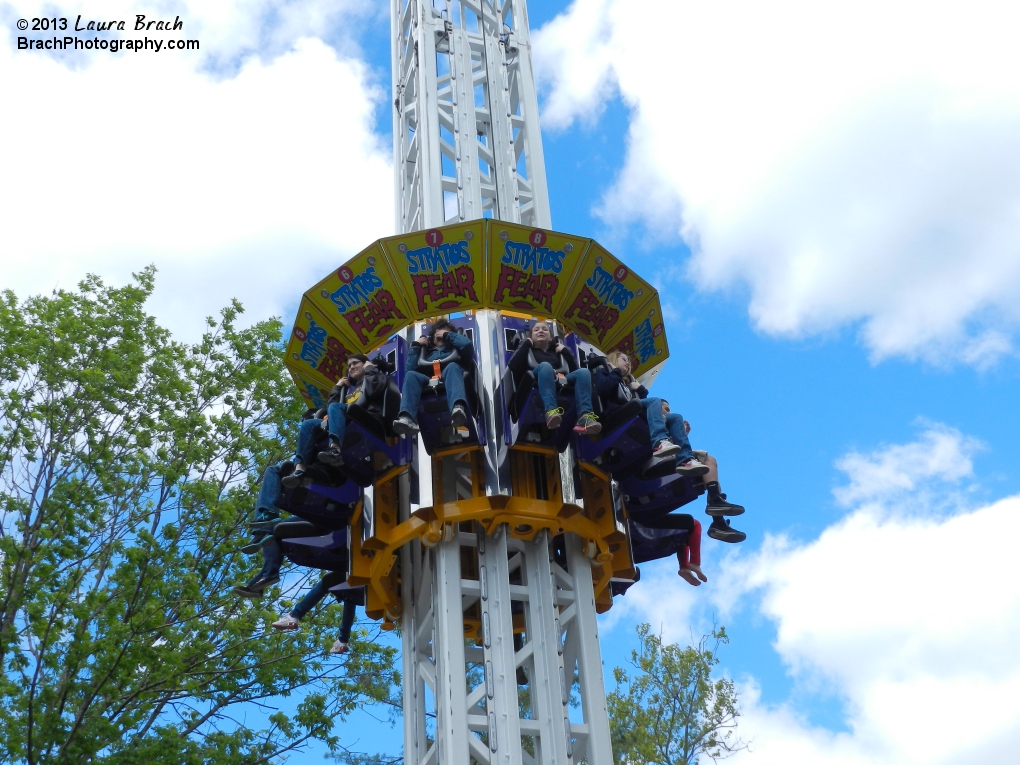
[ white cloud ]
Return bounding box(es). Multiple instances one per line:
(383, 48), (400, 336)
(833, 422), (982, 507)
(610, 424), (1020, 764)
(534, 0), (1020, 366)
(0, 0), (392, 341)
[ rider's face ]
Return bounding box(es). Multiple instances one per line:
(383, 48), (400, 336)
(347, 359), (366, 380)
(530, 323), (551, 343)
(616, 354), (632, 375)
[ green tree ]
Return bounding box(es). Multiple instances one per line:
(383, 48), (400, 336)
(0, 269), (398, 764)
(608, 624), (746, 765)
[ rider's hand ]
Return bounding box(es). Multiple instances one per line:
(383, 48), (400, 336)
(416, 335), (430, 347)
(628, 380), (642, 390)
(684, 420), (691, 434)
(554, 342), (566, 353)
(339, 377), (350, 387)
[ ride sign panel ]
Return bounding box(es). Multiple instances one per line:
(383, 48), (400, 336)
(285, 297), (359, 391)
(305, 242), (415, 353)
(559, 240), (657, 349)
(380, 221), (487, 319)
(604, 293), (669, 378)
(486, 222), (592, 317)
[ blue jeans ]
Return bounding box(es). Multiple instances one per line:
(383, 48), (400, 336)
(255, 537), (283, 579)
(639, 397), (670, 447)
(291, 573), (358, 642)
(295, 417), (325, 465)
(535, 364), (594, 417)
(398, 362), (467, 421)
(664, 412), (696, 462)
(326, 401), (348, 446)
(254, 463), (284, 524)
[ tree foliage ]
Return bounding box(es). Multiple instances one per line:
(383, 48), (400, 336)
(0, 269), (398, 764)
(608, 624), (745, 765)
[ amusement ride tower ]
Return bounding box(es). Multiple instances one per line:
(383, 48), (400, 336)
(392, 2), (612, 763)
(284, 1), (677, 763)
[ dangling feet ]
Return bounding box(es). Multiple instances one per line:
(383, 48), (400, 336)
(707, 517), (746, 543)
(318, 442), (344, 467)
(679, 563), (708, 586)
(653, 439), (681, 458)
(329, 640), (350, 655)
(271, 613), (301, 631)
(676, 457), (709, 476)
(240, 530), (272, 555)
(233, 571), (280, 598)
(281, 464), (308, 489)
(450, 402), (469, 428)
(392, 413), (420, 437)
(573, 412), (602, 436)
(545, 407), (564, 429)
(706, 492), (744, 517)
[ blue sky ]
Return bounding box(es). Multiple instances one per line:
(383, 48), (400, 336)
(3, 1), (1020, 762)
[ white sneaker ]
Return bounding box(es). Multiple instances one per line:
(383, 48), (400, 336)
(329, 640), (350, 655)
(676, 458), (709, 477)
(271, 614), (300, 631)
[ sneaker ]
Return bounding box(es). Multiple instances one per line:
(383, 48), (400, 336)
(706, 493), (744, 517)
(573, 412), (602, 436)
(281, 468), (307, 489)
(707, 517), (746, 544)
(450, 403), (468, 428)
(271, 614), (301, 631)
(248, 573), (280, 592)
(329, 640), (350, 655)
(676, 458), (709, 476)
(545, 407), (564, 429)
(318, 443), (344, 467)
(240, 532), (271, 555)
(233, 584), (263, 599)
(653, 440), (681, 458)
(392, 414), (419, 437)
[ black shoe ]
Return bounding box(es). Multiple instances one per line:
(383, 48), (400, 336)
(248, 573), (280, 592)
(706, 493), (745, 517)
(233, 584), (263, 599)
(318, 444), (344, 467)
(392, 414), (419, 437)
(281, 468), (307, 489)
(707, 517), (746, 544)
(450, 403), (468, 428)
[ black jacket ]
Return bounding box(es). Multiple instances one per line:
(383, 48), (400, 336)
(592, 366), (647, 416)
(325, 365), (390, 418)
(507, 338), (578, 386)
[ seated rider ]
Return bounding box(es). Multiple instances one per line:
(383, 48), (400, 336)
(507, 320), (601, 434)
(271, 576), (364, 656)
(317, 354), (390, 467)
(660, 400), (747, 544)
(593, 351), (684, 459)
(393, 318), (473, 437)
(636, 513), (708, 586)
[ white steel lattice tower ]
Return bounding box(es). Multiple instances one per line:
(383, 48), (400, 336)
(392, 1), (615, 763)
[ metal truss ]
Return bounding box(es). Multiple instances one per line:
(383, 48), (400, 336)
(392, 0), (552, 232)
(400, 523), (614, 765)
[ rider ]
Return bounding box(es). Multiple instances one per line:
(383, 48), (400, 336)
(593, 351), (690, 462)
(393, 318), (473, 437)
(660, 400), (747, 544)
(507, 320), (601, 434)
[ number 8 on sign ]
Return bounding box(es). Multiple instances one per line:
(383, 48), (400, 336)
(529, 229), (547, 247)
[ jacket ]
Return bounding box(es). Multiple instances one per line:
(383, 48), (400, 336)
(507, 337), (578, 386)
(326, 365), (390, 418)
(593, 366), (648, 416)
